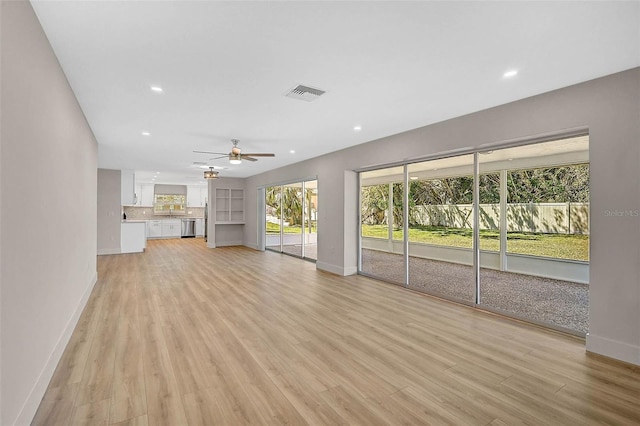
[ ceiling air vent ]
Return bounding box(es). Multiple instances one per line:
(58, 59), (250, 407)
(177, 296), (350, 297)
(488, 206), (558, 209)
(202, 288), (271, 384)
(285, 84), (326, 102)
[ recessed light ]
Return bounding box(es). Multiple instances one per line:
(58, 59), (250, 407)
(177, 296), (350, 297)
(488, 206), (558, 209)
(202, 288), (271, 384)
(353, 125), (362, 132)
(150, 85), (163, 92)
(141, 131), (150, 136)
(503, 69), (518, 78)
(289, 150), (295, 154)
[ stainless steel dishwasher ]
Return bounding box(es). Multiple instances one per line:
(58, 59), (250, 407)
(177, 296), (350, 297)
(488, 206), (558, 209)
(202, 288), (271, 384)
(181, 218), (196, 238)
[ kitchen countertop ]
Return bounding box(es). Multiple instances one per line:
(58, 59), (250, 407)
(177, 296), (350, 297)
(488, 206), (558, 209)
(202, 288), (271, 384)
(152, 216), (204, 219)
(122, 218), (204, 223)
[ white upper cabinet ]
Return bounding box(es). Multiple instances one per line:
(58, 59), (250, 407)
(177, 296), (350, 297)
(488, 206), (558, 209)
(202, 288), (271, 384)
(121, 169), (136, 205)
(134, 183), (148, 206)
(135, 183), (142, 205)
(135, 184), (155, 206)
(187, 186), (207, 207)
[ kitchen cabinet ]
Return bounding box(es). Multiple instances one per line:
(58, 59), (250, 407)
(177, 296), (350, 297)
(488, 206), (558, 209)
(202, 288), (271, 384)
(121, 169), (136, 205)
(141, 184), (155, 206)
(187, 186), (208, 207)
(148, 220), (162, 238)
(161, 219), (181, 238)
(135, 184), (155, 206)
(215, 188), (244, 223)
(121, 221), (146, 253)
(148, 219), (202, 239)
(135, 184), (142, 205)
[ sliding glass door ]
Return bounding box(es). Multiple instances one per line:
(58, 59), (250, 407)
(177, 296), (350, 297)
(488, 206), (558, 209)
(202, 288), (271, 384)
(360, 166), (405, 285)
(406, 155), (476, 304)
(281, 182), (303, 257)
(477, 137), (590, 333)
(266, 185), (282, 251)
(303, 180), (318, 260)
(265, 179), (318, 261)
(358, 135), (590, 335)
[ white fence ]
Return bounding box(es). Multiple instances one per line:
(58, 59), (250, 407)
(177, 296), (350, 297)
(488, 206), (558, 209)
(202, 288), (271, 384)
(410, 203), (589, 234)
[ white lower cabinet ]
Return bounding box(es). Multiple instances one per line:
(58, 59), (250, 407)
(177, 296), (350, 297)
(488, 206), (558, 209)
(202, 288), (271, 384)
(121, 221), (146, 253)
(147, 219), (182, 239)
(148, 220), (162, 238)
(161, 219), (181, 238)
(146, 218), (205, 239)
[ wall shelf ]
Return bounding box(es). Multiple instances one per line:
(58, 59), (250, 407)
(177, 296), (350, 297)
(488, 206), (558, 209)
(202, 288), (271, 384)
(216, 188), (244, 224)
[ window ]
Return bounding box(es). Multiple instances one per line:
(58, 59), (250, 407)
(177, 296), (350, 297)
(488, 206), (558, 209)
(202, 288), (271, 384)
(153, 194), (186, 215)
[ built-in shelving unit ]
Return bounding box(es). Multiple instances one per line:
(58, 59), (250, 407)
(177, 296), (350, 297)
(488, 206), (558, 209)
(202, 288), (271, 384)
(215, 188), (244, 224)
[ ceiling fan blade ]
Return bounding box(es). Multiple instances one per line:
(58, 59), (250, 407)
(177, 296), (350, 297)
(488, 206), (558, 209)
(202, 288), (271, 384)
(242, 156), (259, 162)
(241, 153), (275, 157)
(193, 150), (227, 155)
(209, 155), (228, 160)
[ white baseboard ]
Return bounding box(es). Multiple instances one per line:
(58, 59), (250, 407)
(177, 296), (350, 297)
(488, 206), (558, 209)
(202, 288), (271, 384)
(316, 261), (358, 276)
(244, 242), (260, 250)
(97, 247), (120, 255)
(587, 333), (640, 366)
(215, 240), (244, 247)
(15, 271), (99, 426)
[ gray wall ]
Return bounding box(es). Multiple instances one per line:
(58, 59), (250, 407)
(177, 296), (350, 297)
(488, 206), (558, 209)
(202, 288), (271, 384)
(97, 169), (122, 254)
(1, 2), (99, 424)
(244, 68), (640, 365)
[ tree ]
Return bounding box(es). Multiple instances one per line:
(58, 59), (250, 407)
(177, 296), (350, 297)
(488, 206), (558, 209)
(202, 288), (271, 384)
(507, 164), (589, 203)
(361, 184), (389, 225)
(266, 185), (317, 227)
(360, 163), (589, 229)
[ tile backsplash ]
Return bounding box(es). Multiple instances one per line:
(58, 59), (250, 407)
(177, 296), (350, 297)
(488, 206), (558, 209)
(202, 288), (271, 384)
(123, 206), (204, 219)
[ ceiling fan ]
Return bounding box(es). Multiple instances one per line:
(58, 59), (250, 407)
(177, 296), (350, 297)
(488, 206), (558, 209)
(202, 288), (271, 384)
(194, 139), (275, 165)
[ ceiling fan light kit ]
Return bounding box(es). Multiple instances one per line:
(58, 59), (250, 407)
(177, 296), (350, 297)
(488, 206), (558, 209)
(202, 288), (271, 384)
(194, 139), (275, 166)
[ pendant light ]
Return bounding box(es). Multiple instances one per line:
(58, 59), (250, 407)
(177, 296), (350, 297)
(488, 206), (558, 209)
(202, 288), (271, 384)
(204, 167), (219, 179)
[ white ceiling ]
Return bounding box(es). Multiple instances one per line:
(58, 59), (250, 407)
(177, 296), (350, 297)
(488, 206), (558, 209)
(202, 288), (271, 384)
(31, 1), (639, 185)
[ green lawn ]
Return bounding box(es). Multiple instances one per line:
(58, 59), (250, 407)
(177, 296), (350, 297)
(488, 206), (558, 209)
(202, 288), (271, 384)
(266, 222), (317, 234)
(361, 224), (589, 261)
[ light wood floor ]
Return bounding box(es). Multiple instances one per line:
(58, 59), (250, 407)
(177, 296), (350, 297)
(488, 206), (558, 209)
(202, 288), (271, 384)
(33, 238), (640, 425)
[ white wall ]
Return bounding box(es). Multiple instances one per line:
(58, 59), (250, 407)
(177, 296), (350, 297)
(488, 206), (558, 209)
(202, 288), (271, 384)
(0, 2), (99, 424)
(97, 169), (122, 255)
(243, 68), (640, 365)
(0, 1), (3, 422)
